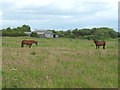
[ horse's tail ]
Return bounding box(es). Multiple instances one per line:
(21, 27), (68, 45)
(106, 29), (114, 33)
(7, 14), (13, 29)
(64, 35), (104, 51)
(21, 40), (24, 47)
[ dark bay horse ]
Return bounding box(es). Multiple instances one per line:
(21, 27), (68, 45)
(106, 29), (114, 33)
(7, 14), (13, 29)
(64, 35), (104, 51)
(93, 39), (106, 49)
(21, 40), (37, 48)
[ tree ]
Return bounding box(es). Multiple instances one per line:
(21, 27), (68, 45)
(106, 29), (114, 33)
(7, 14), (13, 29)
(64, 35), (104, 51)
(93, 29), (109, 40)
(91, 28), (97, 34)
(1, 25), (31, 37)
(72, 28), (79, 37)
(6, 27), (12, 32)
(21, 25), (31, 32)
(79, 29), (91, 36)
(69, 32), (75, 38)
(118, 32), (120, 37)
(64, 30), (71, 37)
(108, 30), (117, 38)
(56, 30), (64, 37)
(30, 32), (39, 37)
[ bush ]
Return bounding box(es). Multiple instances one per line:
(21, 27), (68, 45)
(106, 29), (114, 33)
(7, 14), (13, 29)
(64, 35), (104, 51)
(79, 35), (93, 40)
(2, 32), (10, 36)
(93, 29), (110, 40)
(69, 33), (75, 38)
(10, 32), (26, 37)
(30, 32), (39, 37)
(93, 28), (117, 40)
(1, 25), (31, 37)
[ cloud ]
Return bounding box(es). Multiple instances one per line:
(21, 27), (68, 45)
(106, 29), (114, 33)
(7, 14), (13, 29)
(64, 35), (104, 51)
(0, 3), (2, 28)
(1, 0), (119, 31)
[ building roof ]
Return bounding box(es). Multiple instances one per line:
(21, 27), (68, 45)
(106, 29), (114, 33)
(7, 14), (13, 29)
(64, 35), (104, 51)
(24, 32), (31, 34)
(34, 30), (53, 34)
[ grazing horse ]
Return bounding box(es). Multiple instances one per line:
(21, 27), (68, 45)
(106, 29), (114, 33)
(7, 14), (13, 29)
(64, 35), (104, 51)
(21, 40), (37, 48)
(93, 39), (106, 49)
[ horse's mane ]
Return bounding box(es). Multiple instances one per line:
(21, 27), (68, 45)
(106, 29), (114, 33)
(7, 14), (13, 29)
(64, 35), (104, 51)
(33, 40), (37, 43)
(93, 39), (98, 43)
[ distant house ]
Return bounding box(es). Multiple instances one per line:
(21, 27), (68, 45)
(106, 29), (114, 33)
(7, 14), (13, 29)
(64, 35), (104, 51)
(25, 30), (58, 38)
(34, 30), (58, 38)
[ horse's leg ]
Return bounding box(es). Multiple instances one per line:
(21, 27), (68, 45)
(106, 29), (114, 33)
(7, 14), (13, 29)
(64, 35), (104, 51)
(29, 44), (32, 48)
(103, 45), (105, 49)
(21, 43), (24, 47)
(98, 46), (99, 49)
(96, 45), (97, 49)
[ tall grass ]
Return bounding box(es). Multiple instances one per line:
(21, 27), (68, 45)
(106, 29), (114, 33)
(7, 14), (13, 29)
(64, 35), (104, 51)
(2, 37), (118, 88)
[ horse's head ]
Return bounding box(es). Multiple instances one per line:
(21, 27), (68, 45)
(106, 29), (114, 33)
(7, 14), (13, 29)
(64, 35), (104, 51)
(93, 39), (98, 43)
(34, 41), (38, 45)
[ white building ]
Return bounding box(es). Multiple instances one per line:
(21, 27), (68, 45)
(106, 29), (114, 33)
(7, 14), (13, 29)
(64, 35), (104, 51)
(24, 30), (58, 38)
(24, 32), (31, 36)
(34, 30), (53, 38)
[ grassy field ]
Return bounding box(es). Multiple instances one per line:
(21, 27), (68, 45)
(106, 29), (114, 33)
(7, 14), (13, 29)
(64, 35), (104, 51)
(2, 37), (118, 88)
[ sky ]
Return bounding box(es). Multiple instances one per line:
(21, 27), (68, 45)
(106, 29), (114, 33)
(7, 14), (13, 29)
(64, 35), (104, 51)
(0, 0), (119, 31)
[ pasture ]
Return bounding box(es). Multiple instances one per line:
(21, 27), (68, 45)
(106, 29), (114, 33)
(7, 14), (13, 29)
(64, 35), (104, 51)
(2, 37), (118, 88)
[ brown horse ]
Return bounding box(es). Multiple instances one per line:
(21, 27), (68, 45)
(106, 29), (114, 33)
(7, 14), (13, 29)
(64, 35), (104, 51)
(93, 39), (106, 49)
(21, 40), (37, 48)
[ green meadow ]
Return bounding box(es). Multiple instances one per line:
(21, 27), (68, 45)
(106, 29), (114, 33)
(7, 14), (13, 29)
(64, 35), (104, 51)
(2, 37), (118, 88)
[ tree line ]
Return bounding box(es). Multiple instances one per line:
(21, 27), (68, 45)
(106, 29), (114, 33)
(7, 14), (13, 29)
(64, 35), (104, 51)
(1, 25), (31, 37)
(50, 27), (118, 40)
(0, 25), (119, 40)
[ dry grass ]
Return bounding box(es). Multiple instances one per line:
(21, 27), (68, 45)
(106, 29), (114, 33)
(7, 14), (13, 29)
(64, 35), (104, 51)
(2, 37), (118, 88)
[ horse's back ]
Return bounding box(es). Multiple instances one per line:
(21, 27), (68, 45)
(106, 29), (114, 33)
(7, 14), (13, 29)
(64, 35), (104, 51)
(101, 41), (106, 45)
(22, 40), (31, 44)
(98, 41), (106, 45)
(22, 40), (36, 44)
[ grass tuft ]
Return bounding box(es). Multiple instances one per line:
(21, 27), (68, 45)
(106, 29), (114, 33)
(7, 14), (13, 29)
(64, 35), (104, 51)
(30, 52), (36, 55)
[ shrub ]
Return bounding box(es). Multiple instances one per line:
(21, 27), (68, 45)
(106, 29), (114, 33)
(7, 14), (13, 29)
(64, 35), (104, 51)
(30, 32), (39, 37)
(79, 35), (93, 40)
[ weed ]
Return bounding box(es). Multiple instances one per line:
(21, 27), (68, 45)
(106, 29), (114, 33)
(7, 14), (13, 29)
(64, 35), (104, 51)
(30, 52), (36, 55)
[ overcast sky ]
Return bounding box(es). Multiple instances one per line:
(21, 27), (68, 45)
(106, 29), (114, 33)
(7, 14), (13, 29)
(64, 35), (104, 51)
(0, 0), (119, 31)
